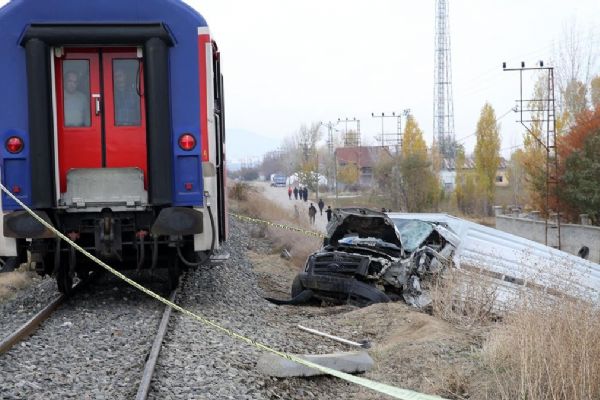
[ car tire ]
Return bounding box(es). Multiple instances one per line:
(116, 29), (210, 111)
(290, 274), (305, 298)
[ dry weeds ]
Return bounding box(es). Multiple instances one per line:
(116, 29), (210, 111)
(229, 182), (321, 269)
(0, 269), (35, 302)
(430, 267), (500, 328)
(483, 297), (600, 400)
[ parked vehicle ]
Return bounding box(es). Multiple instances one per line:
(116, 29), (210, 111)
(270, 174), (287, 187)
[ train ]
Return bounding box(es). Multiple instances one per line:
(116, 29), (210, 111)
(0, 0), (227, 293)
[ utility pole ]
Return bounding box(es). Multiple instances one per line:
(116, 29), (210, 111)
(337, 117), (360, 147)
(319, 121), (338, 193)
(334, 150), (338, 202)
(503, 61), (560, 249)
(315, 151), (319, 201)
(371, 112), (403, 149)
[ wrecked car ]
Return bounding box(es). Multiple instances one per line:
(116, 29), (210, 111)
(289, 208), (460, 307)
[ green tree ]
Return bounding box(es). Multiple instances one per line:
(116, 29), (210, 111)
(474, 103), (500, 215)
(399, 116), (439, 212)
(562, 132), (600, 223)
(454, 145), (478, 214)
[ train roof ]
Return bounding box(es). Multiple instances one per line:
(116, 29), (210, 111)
(0, 0), (208, 41)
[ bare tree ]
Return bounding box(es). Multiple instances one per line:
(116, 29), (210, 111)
(553, 19), (598, 114)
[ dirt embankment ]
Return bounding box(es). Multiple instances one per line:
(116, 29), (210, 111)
(248, 250), (486, 399)
(234, 181), (600, 400)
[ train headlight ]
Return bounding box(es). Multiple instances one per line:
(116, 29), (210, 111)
(6, 136), (24, 154)
(178, 133), (196, 151)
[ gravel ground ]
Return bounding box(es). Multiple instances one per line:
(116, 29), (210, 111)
(0, 276), (59, 340)
(0, 275), (165, 399)
(149, 217), (360, 400)
(0, 217), (382, 399)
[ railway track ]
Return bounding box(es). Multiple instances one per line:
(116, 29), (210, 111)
(0, 273), (180, 400)
(0, 276), (93, 355)
(135, 287), (178, 400)
(0, 270), (177, 399)
(0, 220), (356, 399)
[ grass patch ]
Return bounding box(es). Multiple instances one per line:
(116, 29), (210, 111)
(0, 268), (35, 302)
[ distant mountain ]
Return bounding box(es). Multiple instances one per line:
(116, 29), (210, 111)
(225, 128), (279, 165)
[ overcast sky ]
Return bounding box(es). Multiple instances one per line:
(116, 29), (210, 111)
(2, 0), (599, 163)
(187, 0), (600, 162)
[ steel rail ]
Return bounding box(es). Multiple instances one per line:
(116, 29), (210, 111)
(0, 293), (65, 354)
(0, 275), (93, 354)
(135, 287), (178, 400)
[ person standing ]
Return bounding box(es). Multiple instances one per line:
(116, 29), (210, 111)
(308, 203), (317, 225)
(303, 187), (308, 202)
(63, 71), (90, 127)
(318, 198), (324, 215)
(293, 187), (298, 200)
(325, 205), (333, 222)
(288, 186), (292, 200)
(113, 67), (141, 126)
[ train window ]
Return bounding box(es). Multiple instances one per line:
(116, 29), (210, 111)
(112, 59), (141, 126)
(62, 60), (91, 127)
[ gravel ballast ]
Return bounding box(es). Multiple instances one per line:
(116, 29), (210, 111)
(0, 218), (370, 399)
(148, 218), (358, 399)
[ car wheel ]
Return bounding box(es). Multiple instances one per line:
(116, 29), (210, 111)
(290, 275), (305, 298)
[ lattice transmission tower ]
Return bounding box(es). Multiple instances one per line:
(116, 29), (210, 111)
(433, 0), (456, 158)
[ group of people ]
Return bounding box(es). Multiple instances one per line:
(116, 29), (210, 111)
(288, 186), (333, 225)
(307, 199), (332, 224)
(289, 186), (309, 201)
(63, 64), (141, 128)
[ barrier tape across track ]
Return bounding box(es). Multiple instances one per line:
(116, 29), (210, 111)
(229, 212), (327, 238)
(0, 183), (445, 400)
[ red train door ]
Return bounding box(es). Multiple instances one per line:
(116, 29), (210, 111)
(55, 48), (147, 193)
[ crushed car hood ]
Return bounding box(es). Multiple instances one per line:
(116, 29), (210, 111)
(327, 208), (403, 248)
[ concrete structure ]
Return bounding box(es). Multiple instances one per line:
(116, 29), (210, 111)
(440, 156), (508, 191)
(496, 214), (600, 263)
(257, 351), (374, 378)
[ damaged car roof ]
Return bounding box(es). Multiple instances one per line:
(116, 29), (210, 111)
(327, 208), (402, 248)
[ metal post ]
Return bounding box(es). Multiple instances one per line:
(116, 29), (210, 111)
(334, 151), (338, 202)
(315, 151), (319, 201)
(503, 62), (560, 249)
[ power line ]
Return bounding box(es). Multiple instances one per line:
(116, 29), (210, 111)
(455, 106), (516, 143)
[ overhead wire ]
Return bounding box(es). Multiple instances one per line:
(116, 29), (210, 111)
(455, 106), (516, 144)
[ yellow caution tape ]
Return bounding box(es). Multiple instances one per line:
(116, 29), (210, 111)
(0, 183), (446, 400)
(229, 212), (326, 238)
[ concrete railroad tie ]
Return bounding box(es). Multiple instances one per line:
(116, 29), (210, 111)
(257, 351), (374, 378)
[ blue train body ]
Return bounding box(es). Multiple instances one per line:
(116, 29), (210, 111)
(0, 0), (227, 292)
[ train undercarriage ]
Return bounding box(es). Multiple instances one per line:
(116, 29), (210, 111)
(6, 205), (213, 295)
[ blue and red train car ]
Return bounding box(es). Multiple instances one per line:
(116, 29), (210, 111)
(0, 0), (227, 292)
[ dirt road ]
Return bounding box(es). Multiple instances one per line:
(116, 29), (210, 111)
(254, 182), (329, 233)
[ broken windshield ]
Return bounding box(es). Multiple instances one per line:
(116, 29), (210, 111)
(391, 219), (435, 252)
